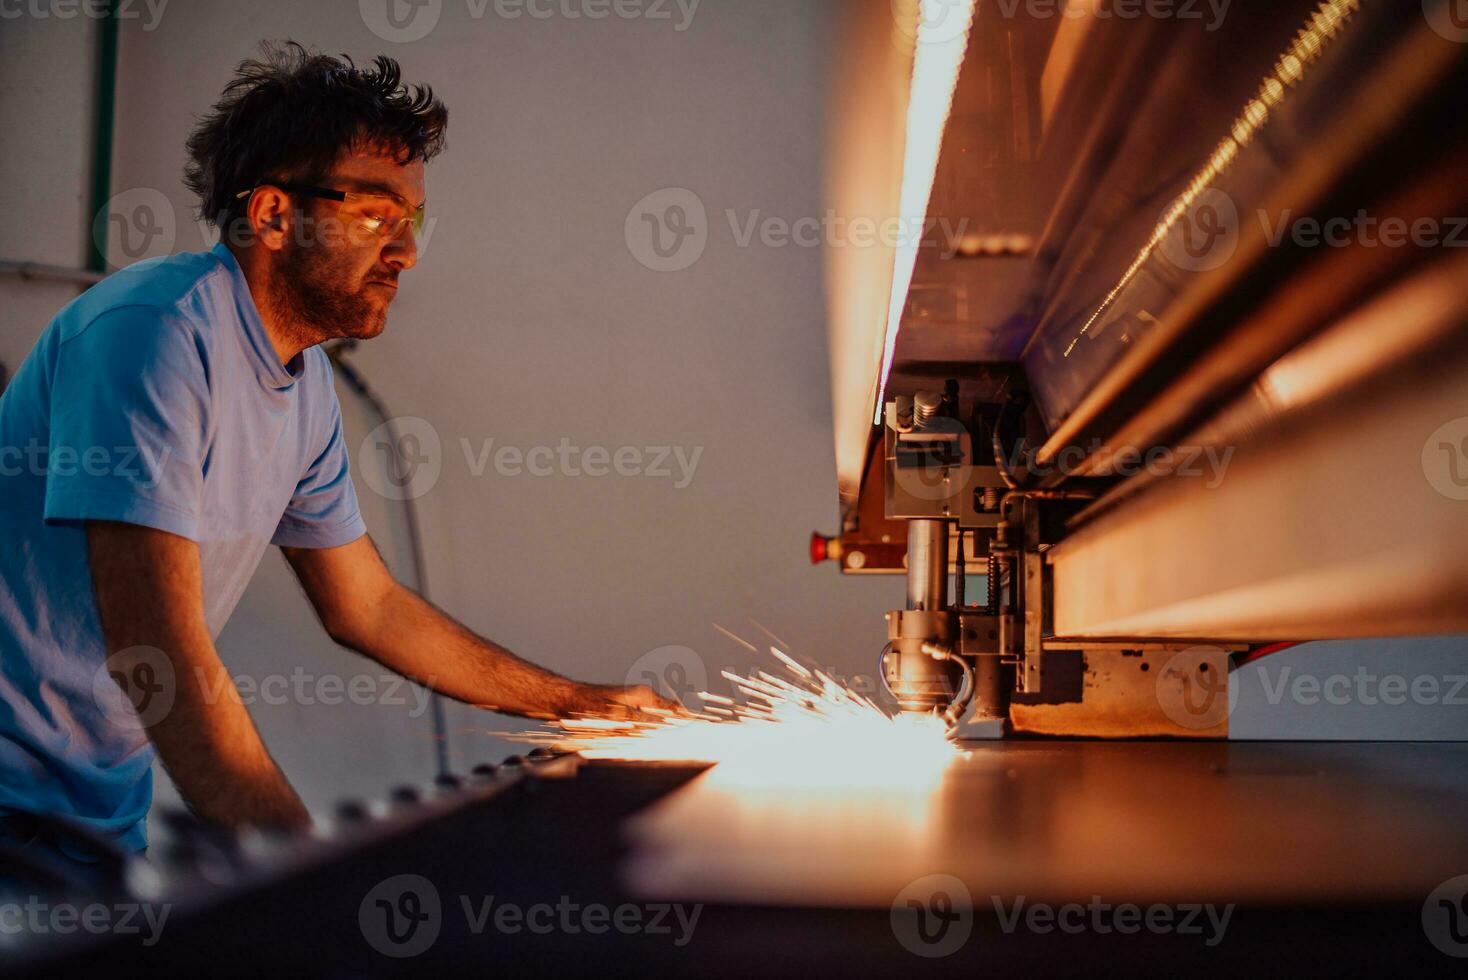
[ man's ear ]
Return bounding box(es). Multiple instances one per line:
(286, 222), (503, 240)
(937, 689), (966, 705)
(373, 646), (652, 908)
(245, 187), (294, 252)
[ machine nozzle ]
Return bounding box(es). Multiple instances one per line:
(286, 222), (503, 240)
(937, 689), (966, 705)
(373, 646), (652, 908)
(881, 519), (965, 717)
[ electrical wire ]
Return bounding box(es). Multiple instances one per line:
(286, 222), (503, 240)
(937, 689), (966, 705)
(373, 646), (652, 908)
(325, 340), (451, 778)
(1230, 642), (1303, 672)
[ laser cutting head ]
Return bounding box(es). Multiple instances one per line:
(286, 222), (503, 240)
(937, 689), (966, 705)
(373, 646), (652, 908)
(883, 619), (962, 714)
(881, 519), (973, 725)
(877, 390), (1009, 726)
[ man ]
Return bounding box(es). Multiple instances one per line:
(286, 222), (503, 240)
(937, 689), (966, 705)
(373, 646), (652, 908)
(0, 43), (675, 864)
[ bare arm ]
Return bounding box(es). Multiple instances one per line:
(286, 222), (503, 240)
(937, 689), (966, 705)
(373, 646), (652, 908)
(87, 521), (310, 831)
(281, 536), (676, 719)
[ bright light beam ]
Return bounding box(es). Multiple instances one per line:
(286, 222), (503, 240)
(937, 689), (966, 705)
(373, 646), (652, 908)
(874, 0), (978, 424)
(516, 647), (958, 790)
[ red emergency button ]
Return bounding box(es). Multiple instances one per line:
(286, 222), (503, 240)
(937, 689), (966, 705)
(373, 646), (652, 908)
(810, 532), (844, 564)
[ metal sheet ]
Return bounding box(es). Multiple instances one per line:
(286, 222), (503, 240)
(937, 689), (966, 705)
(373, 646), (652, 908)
(625, 741), (1468, 908)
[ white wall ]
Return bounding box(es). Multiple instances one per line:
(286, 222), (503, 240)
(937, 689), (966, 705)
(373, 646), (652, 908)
(2, 0), (1464, 834)
(0, 12), (100, 371)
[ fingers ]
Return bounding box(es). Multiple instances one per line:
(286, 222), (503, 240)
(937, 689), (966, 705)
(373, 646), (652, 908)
(575, 684), (696, 722)
(634, 686), (696, 718)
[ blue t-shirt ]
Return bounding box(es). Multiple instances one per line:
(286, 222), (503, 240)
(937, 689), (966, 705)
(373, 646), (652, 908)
(0, 242), (366, 851)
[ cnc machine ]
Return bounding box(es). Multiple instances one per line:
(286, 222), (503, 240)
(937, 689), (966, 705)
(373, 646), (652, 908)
(813, 0), (1468, 739)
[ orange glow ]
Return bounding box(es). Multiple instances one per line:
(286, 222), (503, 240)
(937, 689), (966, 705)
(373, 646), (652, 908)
(874, 0), (978, 422)
(520, 647), (958, 790)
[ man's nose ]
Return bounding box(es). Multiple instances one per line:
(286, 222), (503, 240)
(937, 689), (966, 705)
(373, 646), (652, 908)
(382, 224), (418, 272)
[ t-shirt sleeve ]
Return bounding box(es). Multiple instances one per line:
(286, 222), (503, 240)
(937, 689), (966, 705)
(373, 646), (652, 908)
(271, 389), (367, 549)
(43, 306), (212, 540)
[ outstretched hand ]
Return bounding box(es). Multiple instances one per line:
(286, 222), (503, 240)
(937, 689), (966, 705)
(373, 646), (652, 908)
(587, 683), (692, 721)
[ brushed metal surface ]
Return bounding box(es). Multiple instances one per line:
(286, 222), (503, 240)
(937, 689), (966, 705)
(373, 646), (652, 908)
(626, 741), (1468, 908)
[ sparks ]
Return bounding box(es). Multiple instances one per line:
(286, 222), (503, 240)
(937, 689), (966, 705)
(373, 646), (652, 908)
(517, 647), (959, 788)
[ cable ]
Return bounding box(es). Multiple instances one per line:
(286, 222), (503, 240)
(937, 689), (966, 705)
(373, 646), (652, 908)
(1230, 642), (1303, 672)
(326, 341), (451, 778)
(992, 424), (1022, 490)
(876, 642), (898, 702)
(941, 653), (975, 731)
(954, 528), (966, 608)
(876, 641), (973, 731)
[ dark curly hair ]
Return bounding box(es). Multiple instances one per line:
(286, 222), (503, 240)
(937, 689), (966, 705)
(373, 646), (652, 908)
(185, 41), (448, 228)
